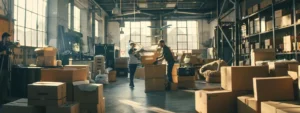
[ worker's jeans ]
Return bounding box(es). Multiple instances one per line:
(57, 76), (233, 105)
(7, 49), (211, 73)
(167, 62), (174, 83)
(0, 70), (9, 104)
(129, 64), (138, 86)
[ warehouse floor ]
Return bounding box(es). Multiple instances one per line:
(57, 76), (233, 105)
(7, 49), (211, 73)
(104, 77), (220, 113)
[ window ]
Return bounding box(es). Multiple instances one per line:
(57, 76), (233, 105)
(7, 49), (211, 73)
(120, 21), (151, 57)
(14, 0), (47, 47)
(167, 20), (198, 53)
(68, 4), (81, 32)
(95, 20), (99, 37)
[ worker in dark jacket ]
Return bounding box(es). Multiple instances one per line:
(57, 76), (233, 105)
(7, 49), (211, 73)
(0, 32), (11, 104)
(157, 40), (175, 86)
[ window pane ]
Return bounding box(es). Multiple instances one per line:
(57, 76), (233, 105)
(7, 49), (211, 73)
(27, 0), (33, 11)
(26, 11), (32, 29)
(14, 0), (18, 6)
(14, 6), (18, 23)
(17, 7), (25, 26)
(42, 1), (47, 16)
(19, 0), (25, 8)
(38, 0), (43, 15)
(32, 0), (37, 13)
(178, 28), (187, 34)
(38, 31), (43, 47)
(32, 30), (37, 47)
(26, 29), (32, 46)
(32, 13), (37, 29)
(17, 26), (25, 45)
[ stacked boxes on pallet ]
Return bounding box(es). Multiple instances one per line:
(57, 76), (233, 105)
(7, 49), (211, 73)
(93, 55), (106, 75)
(144, 65), (166, 92)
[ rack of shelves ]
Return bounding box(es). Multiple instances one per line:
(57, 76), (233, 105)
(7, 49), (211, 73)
(239, 0), (300, 64)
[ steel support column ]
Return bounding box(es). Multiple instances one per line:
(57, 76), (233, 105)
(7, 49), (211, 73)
(234, 0), (240, 66)
(92, 5), (96, 43)
(70, 0), (75, 31)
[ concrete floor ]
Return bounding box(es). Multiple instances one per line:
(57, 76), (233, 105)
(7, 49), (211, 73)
(104, 77), (220, 113)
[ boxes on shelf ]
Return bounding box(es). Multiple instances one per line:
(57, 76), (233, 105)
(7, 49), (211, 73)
(253, 76), (294, 101)
(293, 42), (300, 52)
(237, 95), (260, 113)
(115, 58), (128, 68)
(266, 20), (273, 31)
(46, 102), (79, 113)
(282, 14), (292, 27)
(254, 18), (260, 33)
(261, 17), (266, 33)
(261, 101), (300, 113)
(250, 49), (276, 66)
(275, 9), (284, 18)
(275, 17), (282, 28)
(221, 66), (269, 91)
(2, 99), (45, 113)
(249, 20), (254, 35)
(260, 0), (272, 9)
(195, 88), (251, 113)
(255, 43), (260, 49)
(253, 4), (259, 13)
(248, 6), (253, 15)
(28, 82), (66, 106)
(283, 35), (293, 52)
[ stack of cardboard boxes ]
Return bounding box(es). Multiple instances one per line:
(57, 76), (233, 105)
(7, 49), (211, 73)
(36, 47), (57, 67)
(144, 65), (166, 92)
(195, 66), (269, 113)
(93, 56), (106, 75)
(275, 9), (291, 28)
(171, 63), (195, 89)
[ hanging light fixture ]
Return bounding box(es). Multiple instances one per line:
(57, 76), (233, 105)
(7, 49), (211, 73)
(112, 3), (121, 15)
(120, 28), (124, 34)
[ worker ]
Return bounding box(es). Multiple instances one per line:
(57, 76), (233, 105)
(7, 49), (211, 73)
(128, 42), (139, 87)
(157, 40), (175, 89)
(0, 32), (11, 104)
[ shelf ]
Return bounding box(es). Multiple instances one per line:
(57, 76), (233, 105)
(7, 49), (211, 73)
(260, 30), (273, 35)
(275, 24), (294, 31)
(274, 0), (291, 7)
(244, 33), (259, 39)
(276, 52), (297, 55)
(242, 5), (272, 21)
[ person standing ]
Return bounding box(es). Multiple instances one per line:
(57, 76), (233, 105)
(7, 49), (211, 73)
(0, 32), (11, 104)
(157, 40), (175, 88)
(128, 42), (139, 87)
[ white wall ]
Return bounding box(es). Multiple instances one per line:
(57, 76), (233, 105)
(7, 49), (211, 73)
(107, 22), (120, 48)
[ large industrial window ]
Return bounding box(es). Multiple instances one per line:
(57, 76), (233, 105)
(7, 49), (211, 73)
(167, 21), (198, 54)
(120, 21), (151, 57)
(68, 4), (81, 32)
(95, 20), (99, 37)
(14, 0), (47, 47)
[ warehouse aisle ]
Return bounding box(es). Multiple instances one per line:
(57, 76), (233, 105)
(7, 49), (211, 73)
(104, 77), (220, 113)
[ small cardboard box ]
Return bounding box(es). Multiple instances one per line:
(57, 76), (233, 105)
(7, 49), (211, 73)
(41, 68), (87, 83)
(253, 76), (294, 101)
(28, 82), (66, 100)
(275, 10), (283, 18)
(2, 99), (44, 113)
(145, 78), (165, 92)
(253, 4), (259, 12)
(282, 14), (292, 27)
(64, 65), (89, 76)
(108, 70), (117, 82)
(141, 55), (156, 65)
(195, 88), (251, 113)
(237, 95), (260, 113)
(134, 67), (145, 79)
(261, 101), (300, 113)
(80, 98), (105, 113)
(266, 21), (273, 31)
(74, 84), (103, 104)
(46, 102), (79, 113)
(221, 66), (269, 91)
(275, 17), (282, 28)
(144, 65), (166, 79)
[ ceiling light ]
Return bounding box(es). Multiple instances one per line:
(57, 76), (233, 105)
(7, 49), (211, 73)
(120, 28), (124, 34)
(112, 4), (121, 15)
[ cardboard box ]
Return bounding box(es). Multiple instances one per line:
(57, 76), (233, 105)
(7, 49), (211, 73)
(284, 35), (293, 52)
(80, 98), (105, 113)
(116, 68), (128, 77)
(293, 42), (300, 51)
(276, 17), (282, 28)
(35, 47), (57, 56)
(145, 78), (165, 92)
(282, 14), (292, 27)
(251, 49), (276, 66)
(287, 64), (299, 80)
(134, 67), (145, 79)
(277, 108), (300, 113)
(74, 84), (103, 104)
(144, 65), (166, 79)
(266, 21), (273, 31)
(261, 101), (300, 113)
(141, 55), (156, 65)
(248, 7), (253, 15)
(115, 58), (128, 68)
(237, 95), (260, 113)
(41, 68), (87, 83)
(260, 0), (272, 9)
(275, 10), (283, 18)
(221, 66), (269, 91)
(195, 88), (251, 113)
(2, 99), (44, 113)
(253, 76), (294, 101)
(46, 102), (79, 113)
(29, 97), (66, 106)
(64, 65), (89, 76)
(37, 56), (57, 66)
(173, 76), (195, 83)
(253, 4), (259, 12)
(108, 70), (116, 82)
(94, 56), (105, 62)
(28, 82), (66, 100)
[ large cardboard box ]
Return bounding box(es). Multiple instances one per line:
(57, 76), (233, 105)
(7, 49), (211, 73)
(253, 76), (294, 101)
(41, 68), (87, 82)
(46, 102), (79, 113)
(277, 108), (300, 113)
(134, 67), (145, 79)
(64, 65), (89, 76)
(237, 95), (260, 113)
(115, 58), (128, 68)
(35, 47), (57, 56)
(108, 70), (117, 82)
(173, 76), (195, 83)
(145, 78), (165, 92)
(284, 35), (293, 52)
(172, 63), (180, 76)
(74, 84), (103, 104)
(287, 64), (299, 80)
(221, 66), (269, 91)
(2, 99), (44, 113)
(37, 56), (57, 66)
(195, 88), (251, 113)
(80, 98), (105, 113)
(28, 82), (66, 106)
(141, 55), (156, 65)
(282, 14), (292, 27)
(251, 49), (276, 66)
(144, 65), (166, 79)
(261, 101), (300, 113)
